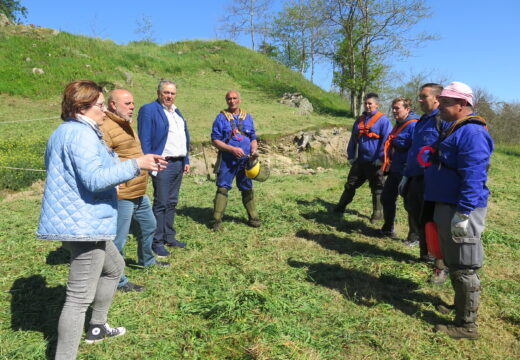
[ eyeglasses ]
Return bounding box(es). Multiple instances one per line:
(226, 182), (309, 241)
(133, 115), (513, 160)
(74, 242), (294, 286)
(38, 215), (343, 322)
(95, 102), (106, 109)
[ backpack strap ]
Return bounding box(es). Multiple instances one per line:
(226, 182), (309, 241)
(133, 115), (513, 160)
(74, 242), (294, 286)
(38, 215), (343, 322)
(220, 109), (248, 143)
(428, 116), (488, 168)
(382, 119), (418, 173)
(358, 111), (384, 139)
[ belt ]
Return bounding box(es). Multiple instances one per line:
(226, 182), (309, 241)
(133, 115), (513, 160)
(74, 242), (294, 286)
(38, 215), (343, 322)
(165, 156), (184, 161)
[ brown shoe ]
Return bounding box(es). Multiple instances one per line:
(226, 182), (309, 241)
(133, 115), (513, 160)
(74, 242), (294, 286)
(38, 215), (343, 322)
(434, 324), (479, 340)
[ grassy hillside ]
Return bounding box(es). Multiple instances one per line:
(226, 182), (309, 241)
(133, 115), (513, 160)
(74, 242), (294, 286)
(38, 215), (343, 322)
(0, 152), (519, 359)
(0, 25), (350, 191)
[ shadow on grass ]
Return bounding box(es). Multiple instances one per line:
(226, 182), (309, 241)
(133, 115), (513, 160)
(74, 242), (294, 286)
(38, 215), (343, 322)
(297, 198), (375, 232)
(46, 246), (70, 265)
(297, 198), (364, 214)
(296, 229), (416, 263)
(178, 206), (250, 228)
(288, 259), (443, 326)
(10, 275), (65, 359)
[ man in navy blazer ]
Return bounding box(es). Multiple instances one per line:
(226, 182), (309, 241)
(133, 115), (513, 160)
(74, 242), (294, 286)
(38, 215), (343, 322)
(138, 80), (190, 257)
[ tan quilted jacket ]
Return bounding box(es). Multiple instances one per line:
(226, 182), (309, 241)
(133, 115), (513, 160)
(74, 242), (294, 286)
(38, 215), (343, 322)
(101, 111), (148, 200)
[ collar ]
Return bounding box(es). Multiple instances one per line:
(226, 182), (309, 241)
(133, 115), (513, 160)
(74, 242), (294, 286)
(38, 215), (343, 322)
(75, 114), (103, 138)
(161, 102), (178, 113)
(364, 110), (379, 117)
(425, 108), (439, 118)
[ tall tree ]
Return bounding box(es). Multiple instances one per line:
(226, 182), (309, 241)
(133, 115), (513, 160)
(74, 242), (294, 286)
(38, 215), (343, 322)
(325, 0), (434, 117)
(270, 0), (330, 81)
(0, 0), (27, 22)
(387, 71), (447, 112)
(220, 0), (272, 51)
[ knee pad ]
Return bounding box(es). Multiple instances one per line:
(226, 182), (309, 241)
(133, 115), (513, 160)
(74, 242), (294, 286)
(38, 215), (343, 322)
(452, 268), (480, 312)
(216, 187), (229, 197)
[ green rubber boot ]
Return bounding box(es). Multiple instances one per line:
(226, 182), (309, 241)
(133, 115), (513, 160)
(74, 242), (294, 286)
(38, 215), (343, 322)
(212, 187), (228, 231)
(370, 191), (383, 224)
(241, 190), (260, 227)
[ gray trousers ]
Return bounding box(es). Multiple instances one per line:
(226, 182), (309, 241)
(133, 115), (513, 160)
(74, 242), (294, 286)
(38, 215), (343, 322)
(55, 240), (124, 360)
(434, 203), (487, 327)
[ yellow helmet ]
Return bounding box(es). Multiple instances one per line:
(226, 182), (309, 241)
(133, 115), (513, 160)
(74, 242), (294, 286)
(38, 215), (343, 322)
(245, 157), (270, 182)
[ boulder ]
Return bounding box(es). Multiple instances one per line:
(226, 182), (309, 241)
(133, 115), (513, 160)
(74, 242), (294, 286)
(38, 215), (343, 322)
(279, 92), (314, 114)
(32, 68), (44, 75)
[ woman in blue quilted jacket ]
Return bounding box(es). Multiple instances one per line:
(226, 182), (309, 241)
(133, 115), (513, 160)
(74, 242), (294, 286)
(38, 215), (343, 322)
(37, 80), (166, 360)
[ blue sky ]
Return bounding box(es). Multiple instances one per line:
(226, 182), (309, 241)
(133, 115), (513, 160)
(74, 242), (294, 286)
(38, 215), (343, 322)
(22, 0), (519, 102)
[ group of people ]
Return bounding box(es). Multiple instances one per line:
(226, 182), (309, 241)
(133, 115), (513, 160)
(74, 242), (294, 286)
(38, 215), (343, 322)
(36, 80), (260, 359)
(36, 78), (492, 359)
(334, 82), (493, 340)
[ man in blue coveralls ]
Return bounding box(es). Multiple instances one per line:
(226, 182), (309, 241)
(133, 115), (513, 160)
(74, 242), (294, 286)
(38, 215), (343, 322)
(334, 93), (392, 223)
(211, 90), (259, 231)
(399, 83), (449, 284)
(424, 82), (493, 339)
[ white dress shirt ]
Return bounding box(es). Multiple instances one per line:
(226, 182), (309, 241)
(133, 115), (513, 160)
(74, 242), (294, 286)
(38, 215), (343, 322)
(162, 104), (187, 158)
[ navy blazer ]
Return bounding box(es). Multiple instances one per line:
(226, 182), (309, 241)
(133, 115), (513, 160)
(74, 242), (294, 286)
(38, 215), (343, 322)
(137, 100), (190, 164)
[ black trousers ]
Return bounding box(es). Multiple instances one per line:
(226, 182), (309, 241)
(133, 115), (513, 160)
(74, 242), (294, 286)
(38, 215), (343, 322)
(339, 162), (384, 207)
(381, 171), (402, 231)
(403, 175), (428, 256)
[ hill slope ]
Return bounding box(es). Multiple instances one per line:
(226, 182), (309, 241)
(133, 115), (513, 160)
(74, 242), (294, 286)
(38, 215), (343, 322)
(0, 25), (351, 190)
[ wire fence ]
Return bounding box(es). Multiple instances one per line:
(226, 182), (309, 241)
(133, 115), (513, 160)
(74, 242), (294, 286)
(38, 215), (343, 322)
(0, 116), (60, 124)
(0, 166), (46, 172)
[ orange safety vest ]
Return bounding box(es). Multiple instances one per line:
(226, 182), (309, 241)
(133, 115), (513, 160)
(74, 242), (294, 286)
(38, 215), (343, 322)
(357, 111), (384, 139)
(381, 118), (418, 173)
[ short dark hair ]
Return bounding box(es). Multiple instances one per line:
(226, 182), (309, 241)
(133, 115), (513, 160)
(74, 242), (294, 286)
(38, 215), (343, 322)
(420, 83), (443, 96)
(365, 92), (379, 101)
(61, 80), (102, 120)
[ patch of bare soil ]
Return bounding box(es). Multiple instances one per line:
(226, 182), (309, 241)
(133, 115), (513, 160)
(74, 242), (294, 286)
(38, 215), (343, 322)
(190, 127), (351, 177)
(1, 179), (44, 202)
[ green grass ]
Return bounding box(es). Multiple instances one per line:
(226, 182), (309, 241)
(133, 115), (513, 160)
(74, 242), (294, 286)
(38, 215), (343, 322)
(0, 150), (519, 359)
(0, 23), (519, 360)
(0, 27), (350, 191)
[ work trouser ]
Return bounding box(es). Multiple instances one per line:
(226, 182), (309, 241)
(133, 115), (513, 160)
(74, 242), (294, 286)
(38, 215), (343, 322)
(434, 203), (487, 327)
(381, 171), (402, 231)
(337, 162), (384, 210)
(403, 175), (428, 255)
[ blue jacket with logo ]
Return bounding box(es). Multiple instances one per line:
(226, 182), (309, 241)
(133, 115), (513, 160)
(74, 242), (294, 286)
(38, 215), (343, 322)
(388, 112), (419, 175)
(424, 119), (494, 214)
(347, 111), (392, 163)
(37, 118), (140, 241)
(403, 108), (446, 177)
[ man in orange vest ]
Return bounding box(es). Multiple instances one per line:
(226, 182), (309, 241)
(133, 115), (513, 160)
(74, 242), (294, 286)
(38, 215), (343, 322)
(334, 92), (392, 223)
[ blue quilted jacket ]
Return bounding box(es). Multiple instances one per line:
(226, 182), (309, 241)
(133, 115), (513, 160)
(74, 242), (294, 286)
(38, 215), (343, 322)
(37, 118), (140, 241)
